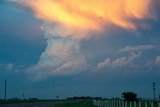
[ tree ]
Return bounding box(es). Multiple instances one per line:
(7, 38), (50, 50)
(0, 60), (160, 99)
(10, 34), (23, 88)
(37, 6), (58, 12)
(122, 92), (137, 102)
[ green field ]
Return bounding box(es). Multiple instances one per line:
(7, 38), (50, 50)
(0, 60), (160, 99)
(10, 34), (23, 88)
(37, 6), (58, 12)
(54, 100), (97, 107)
(0, 100), (97, 107)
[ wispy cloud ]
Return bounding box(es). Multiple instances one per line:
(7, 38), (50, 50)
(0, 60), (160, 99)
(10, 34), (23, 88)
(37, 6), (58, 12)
(0, 63), (14, 71)
(118, 45), (155, 53)
(97, 52), (141, 68)
(0, 63), (26, 72)
(155, 56), (160, 65)
(5, 63), (14, 70)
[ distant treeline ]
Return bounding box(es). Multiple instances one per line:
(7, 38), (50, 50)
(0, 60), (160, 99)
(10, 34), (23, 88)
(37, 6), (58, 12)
(0, 96), (102, 104)
(67, 96), (102, 100)
(0, 98), (40, 104)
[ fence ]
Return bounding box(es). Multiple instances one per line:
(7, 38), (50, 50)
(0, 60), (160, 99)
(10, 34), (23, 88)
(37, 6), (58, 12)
(93, 100), (160, 107)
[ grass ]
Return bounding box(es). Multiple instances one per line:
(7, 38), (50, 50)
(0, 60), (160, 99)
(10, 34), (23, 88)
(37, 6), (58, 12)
(0, 99), (98, 107)
(54, 100), (97, 107)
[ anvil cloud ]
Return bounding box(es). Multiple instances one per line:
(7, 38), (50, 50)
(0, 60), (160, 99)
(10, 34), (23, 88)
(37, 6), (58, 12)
(15, 0), (156, 32)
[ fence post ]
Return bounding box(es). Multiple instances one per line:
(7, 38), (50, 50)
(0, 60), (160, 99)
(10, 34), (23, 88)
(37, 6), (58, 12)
(158, 102), (160, 107)
(122, 101), (125, 107)
(113, 101), (114, 107)
(93, 100), (96, 106)
(134, 101), (136, 107)
(125, 101), (127, 107)
(98, 100), (100, 107)
(107, 101), (111, 107)
(116, 101), (118, 107)
(100, 101), (102, 107)
(151, 102), (153, 107)
(118, 101), (122, 107)
(105, 101), (107, 107)
(109, 101), (111, 107)
(94, 100), (97, 106)
(104, 100), (107, 107)
(114, 101), (116, 107)
(111, 101), (114, 107)
(116, 101), (119, 107)
(145, 102), (147, 107)
(129, 102), (132, 107)
(138, 102), (141, 107)
(101, 101), (103, 107)
(107, 101), (109, 107)
(112, 101), (114, 107)
(106, 100), (108, 107)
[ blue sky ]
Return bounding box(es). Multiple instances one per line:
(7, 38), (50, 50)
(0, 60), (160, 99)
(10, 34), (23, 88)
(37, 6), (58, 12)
(0, 1), (160, 99)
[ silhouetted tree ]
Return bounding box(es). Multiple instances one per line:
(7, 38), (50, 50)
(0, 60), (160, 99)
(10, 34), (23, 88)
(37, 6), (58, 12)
(56, 96), (59, 99)
(122, 92), (137, 102)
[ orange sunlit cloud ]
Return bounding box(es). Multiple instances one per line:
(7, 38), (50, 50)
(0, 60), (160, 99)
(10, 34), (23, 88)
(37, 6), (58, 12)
(19, 0), (154, 31)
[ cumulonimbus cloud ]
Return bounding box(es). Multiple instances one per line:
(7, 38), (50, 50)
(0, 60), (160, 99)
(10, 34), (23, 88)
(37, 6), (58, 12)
(7, 0), (160, 80)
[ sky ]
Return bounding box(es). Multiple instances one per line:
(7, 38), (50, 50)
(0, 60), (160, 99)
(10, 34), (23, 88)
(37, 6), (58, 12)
(0, 0), (160, 99)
